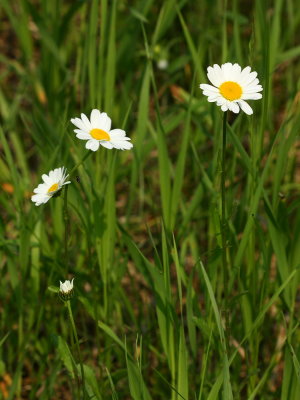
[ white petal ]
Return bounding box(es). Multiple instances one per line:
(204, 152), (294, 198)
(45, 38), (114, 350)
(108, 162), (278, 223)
(74, 128), (89, 135)
(243, 85), (263, 93)
(76, 132), (91, 140)
(91, 112), (112, 131)
(100, 141), (114, 149)
(207, 65), (223, 87)
(31, 194), (42, 202)
(200, 84), (219, 93)
(31, 194), (50, 205)
(90, 109), (102, 126)
(229, 102), (240, 113)
(240, 71), (257, 86)
(207, 95), (221, 102)
(34, 183), (47, 193)
(242, 92), (262, 100)
(216, 97), (226, 106)
(86, 139), (100, 151)
(243, 78), (259, 88)
(109, 129), (126, 138)
(53, 168), (61, 181)
(240, 66), (251, 78)
(42, 174), (51, 184)
(112, 141), (133, 150)
(202, 90), (218, 97)
(221, 63), (234, 80)
(231, 63), (242, 77)
(221, 104), (228, 112)
(238, 100), (253, 115)
(70, 117), (89, 132)
(81, 113), (92, 130)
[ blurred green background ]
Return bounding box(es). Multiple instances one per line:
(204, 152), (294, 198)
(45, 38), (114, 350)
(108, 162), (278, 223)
(0, 0), (300, 399)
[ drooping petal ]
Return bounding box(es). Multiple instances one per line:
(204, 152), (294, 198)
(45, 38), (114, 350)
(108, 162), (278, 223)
(238, 100), (253, 115)
(86, 139), (100, 151)
(100, 141), (114, 149)
(228, 101), (240, 113)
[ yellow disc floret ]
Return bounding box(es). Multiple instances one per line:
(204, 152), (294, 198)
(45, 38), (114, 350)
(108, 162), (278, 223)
(48, 183), (59, 193)
(219, 81), (242, 101)
(90, 128), (110, 141)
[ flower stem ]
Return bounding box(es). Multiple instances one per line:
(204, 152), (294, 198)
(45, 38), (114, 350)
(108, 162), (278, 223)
(69, 151), (92, 178)
(221, 111), (228, 295)
(67, 300), (86, 400)
(221, 111), (230, 349)
(64, 186), (70, 273)
(63, 151), (93, 274)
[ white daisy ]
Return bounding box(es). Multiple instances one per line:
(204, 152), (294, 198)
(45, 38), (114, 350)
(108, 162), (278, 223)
(70, 109), (133, 151)
(199, 62), (263, 115)
(60, 278), (74, 294)
(31, 167), (71, 206)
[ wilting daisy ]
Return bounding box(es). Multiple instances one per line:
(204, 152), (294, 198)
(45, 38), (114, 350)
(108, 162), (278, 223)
(199, 63), (263, 115)
(31, 167), (71, 206)
(70, 109), (133, 151)
(59, 278), (74, 300)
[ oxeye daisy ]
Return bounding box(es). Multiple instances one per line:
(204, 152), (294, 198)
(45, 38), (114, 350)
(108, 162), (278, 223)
(200, 63), (263, 115)
(59, 278), (74, 300)
(31, 167), (71, 206)
(70, 109), (133, 151)
(60, 278), (74, 294)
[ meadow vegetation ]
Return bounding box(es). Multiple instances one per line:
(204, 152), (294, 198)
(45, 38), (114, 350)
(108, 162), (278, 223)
(1, 0), (300, 399)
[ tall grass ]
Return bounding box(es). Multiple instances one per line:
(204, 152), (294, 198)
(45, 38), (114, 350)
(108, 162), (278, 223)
(1, 0), (300, 399)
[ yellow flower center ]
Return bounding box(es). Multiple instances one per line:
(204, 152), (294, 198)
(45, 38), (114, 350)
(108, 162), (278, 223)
(90, 128), (110, 141)
(219, 81), (242, 101)
(48, 183), (59, 193)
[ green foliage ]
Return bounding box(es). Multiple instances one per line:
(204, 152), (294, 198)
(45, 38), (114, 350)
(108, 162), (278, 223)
(1, 0), (300, 399)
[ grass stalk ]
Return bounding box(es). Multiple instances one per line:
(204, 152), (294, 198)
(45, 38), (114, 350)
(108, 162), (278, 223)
(63, 151), (92, 274)
(67, 300), (86, 400)
(221, 111), (228, 300)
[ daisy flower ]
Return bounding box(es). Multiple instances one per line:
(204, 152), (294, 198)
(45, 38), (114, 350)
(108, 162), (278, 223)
(59, 278), (74, 300)
(70, 109), (133, 151)
(60, 278), (74, 294)
(199, 63), (263, 115)
(31, 167), (71, 206)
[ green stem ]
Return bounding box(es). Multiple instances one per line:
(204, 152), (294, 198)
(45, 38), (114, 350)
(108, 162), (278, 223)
(63, 151), (93, 274)
(69, 151), (92, 178)
(221, 111), (228, 297)
(64, 186), (70, 274)
(221, 111), (230, 352)
(67, 300), (86, 400)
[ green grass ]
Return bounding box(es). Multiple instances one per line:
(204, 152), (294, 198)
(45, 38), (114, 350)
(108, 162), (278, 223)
(1, 0), (300, 399)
